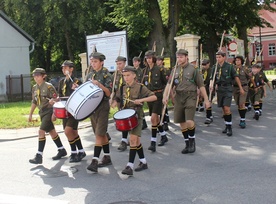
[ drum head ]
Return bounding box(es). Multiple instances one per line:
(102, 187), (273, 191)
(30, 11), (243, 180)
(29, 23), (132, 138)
(114, 109), (136, 119)
(53, 101), (66, 108)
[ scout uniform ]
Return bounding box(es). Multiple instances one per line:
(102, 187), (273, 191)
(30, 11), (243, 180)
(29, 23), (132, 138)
(133, 56), (148, 130)
(201, 59), (214, 124)
(58, 60), (86, 162)
(114, 66), (155, 175)
(210, 51), (238, 136)
(233, 56), (251, 128)
(112, 56), (130, 152)
(29, 68), (67, 164)
(143, 50), (168, 152)
(86, 52), (113, 173)
(168, 49), (205, 154)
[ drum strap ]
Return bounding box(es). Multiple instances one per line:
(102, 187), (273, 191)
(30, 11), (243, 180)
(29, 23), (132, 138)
(120, 84), (143, 109)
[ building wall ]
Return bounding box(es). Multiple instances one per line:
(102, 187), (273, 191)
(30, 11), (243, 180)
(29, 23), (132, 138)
(0, 17), (31, 101)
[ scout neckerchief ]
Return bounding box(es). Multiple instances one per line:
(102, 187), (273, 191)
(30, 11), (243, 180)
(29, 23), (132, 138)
(203, 70), (208, 81)
(62, 78), (67, 96)
(123, 87), (130, 109)
(37, 87), (41, 105)
(148, 70), (151, 83)
(179, 66), (183, 82)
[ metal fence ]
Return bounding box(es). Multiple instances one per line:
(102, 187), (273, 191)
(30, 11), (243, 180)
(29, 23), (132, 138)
(5, 72), (83, 102)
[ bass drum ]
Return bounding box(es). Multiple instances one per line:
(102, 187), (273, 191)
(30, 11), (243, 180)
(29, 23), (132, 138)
(65, 81), (104, 120)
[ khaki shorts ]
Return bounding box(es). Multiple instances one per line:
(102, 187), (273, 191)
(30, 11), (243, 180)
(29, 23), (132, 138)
(249, 88), (262, 104)
(39, 108), (55, 133)
(233, 86), (248, 106)
(90, 100), (110, 136)
(174, 91), (197, 123)
(62, 117), (79, 130)
(129, 109), (143, 137)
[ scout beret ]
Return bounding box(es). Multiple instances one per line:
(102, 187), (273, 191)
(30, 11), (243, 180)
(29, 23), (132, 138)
(122, 66), (137, 74)
(216, 50), (226, 57)
(90, 52), (106, 61)
(132, 56), (141, 62)
(176, 49), (188, 55)
(156, 55), (164, 60)
(202, 59), (210, 65)
(32, 68), (46, 75)
(116, 56), (127, 62)
(61, 60), (75, 68)
(145, 50), (156, 56)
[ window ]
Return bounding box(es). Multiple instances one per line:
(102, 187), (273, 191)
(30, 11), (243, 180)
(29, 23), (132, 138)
(269, 63), (276, 69)
(256, 44), (262, 56)
(268, 43), (276, 56)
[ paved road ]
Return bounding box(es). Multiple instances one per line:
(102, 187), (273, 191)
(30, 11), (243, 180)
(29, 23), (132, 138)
(1, 91), (276, 204)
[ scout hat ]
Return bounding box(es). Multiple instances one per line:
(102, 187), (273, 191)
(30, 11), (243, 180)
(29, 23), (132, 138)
(176, 49), (188, 55)
(116, 56), (127, 62)
(132, 56), (141, 62)
(61, 60), (75, 68)
(202, 59), (210, 65)
(156, 55), (164, 60)
(122, 66), (137, 74)
(145, 50), (156, 57)
(90, 52), (106, 61)
(32, 68), (46, 75)
(216, 50), (226, 57)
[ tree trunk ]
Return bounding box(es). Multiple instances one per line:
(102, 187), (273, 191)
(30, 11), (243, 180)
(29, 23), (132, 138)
(147, 0), (166, 55)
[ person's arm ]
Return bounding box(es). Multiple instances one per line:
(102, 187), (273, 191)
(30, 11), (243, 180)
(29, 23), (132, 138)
(235, 76), (245, 95)
(28, 103), (37, 122)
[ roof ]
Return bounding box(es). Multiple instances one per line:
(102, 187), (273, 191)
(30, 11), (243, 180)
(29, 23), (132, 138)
(249, 3), (276, 36)
(0, 10), (35, 42)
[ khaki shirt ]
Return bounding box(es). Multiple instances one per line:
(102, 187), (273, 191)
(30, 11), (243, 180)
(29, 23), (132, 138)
(233, 65), (250, 86)
(135, 67), (144, 83)
(143, 65), (168, 91)
(86, 67), (112, 99)
(170, 63), (204, 92)
(115, 81), (155, 110)
(32, 81), (57, 110)
(112, 71), (125, 91)
(58, 76), (82, 97)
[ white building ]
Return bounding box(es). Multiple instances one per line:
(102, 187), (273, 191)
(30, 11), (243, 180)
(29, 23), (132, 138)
(0, 10), (35, 101)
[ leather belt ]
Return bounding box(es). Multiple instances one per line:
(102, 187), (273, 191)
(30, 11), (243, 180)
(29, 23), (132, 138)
(153, 89), (163, 93)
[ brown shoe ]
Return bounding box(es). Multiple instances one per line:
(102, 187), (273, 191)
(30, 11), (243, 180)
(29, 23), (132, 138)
(117, 141), (128, 151)
(134, 162), (148, 172)
(98, 155), (112, 167)
(121, 166), (133, 176)
(87, 159), (98, 172)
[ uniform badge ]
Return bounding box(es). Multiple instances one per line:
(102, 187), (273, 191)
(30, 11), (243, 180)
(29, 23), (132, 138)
(145, 81), (148, 86)
(174, 79), (179, 84)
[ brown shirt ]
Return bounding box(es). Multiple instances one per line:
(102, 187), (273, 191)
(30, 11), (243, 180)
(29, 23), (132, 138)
(170, 63), (204, 92)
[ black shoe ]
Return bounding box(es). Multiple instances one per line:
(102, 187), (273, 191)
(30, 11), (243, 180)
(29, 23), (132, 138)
(142, 119), (148, 130)
(204, 118), (213, 124)
(117, 141), (128, 151)
(69, 153), (79, 163)
(163, 123), (169, 131)
(188, 139), (196, 153)
(87, 159), (98, 172)
(77, 151), (86, 161)
(254, 112), (259, 120)
(148, 141), (156, 152)
(122, 166), (133, 176)
(29, 153), (42, 164)
(226, 127), (232, 136)
(158, 135), (168, 146)
(134, 162), (148, 172)
(247, 106), (252, 112)
(222, 126), (227, 134)
(181, 141), (189, 154)
(52, 148), (67, 160)
(98, 155), (112, 167)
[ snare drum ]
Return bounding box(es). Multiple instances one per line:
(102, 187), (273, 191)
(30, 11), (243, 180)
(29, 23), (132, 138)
(113, 109), (138, 131)
(65, 81), (104, 120)
(53, 100), (71, 119)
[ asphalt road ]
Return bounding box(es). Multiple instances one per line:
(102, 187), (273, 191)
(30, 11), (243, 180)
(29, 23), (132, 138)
(1, 90), (276, 204)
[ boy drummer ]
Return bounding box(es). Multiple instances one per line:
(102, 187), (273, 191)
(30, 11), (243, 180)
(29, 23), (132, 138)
(111, 66), (157, 176)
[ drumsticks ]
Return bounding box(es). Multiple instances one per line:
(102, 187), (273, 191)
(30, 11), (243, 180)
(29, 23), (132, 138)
(65, 70), (74, 83)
